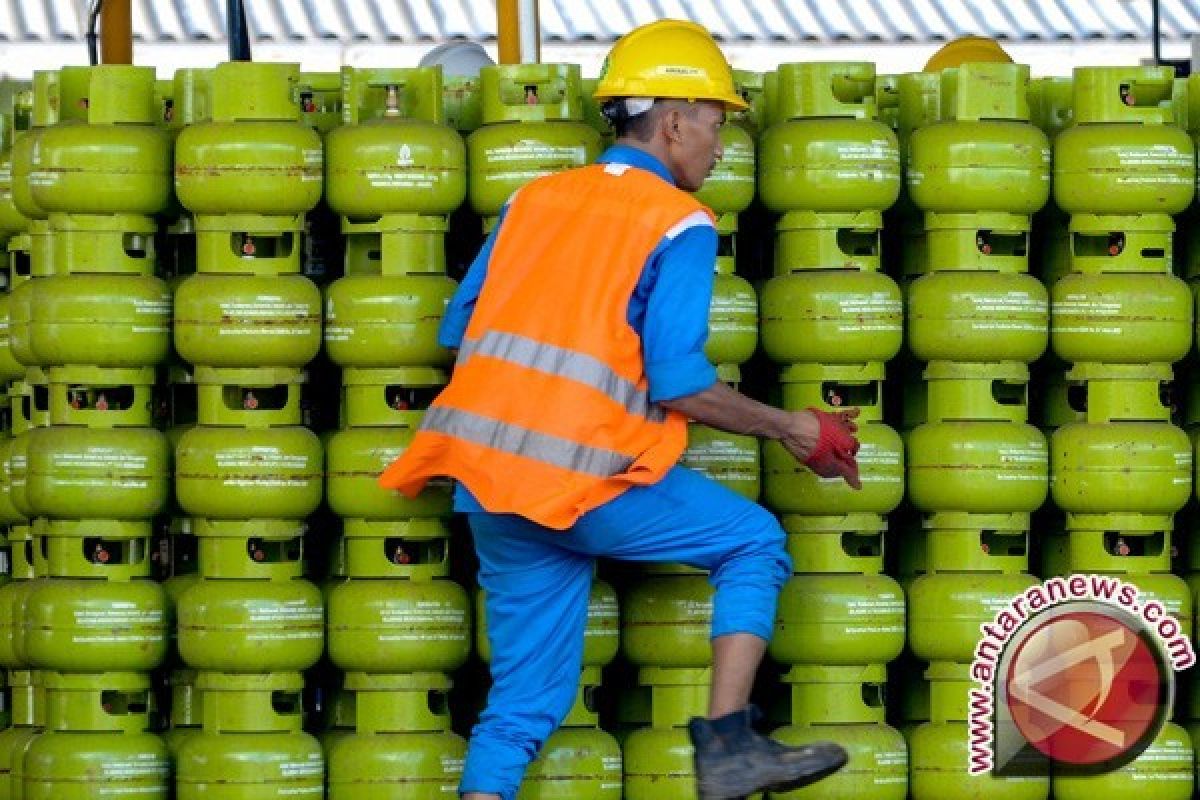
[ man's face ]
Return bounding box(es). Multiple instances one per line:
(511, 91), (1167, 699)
(666, 100), (726, 192)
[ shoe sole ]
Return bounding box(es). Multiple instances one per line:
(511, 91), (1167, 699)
(697, 753), (849, 800)
(764, 752), (849, 794)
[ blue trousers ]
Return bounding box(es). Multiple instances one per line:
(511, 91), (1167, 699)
(459, 465), (791, 799)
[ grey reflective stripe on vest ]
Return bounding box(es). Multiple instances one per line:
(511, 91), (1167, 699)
(422, 406), (636, 477)
(458, 330), (666, 423)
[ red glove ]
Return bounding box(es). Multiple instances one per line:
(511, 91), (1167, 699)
(803, 408), (862, 490)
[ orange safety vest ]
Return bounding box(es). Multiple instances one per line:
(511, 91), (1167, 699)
(378, 161), (715, 530)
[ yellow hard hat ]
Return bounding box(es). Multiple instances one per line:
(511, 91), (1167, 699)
(924, 35), (1013, 72)
(594, 19), (748, 111)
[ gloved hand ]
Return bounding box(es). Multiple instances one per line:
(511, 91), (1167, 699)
(803, 407), (862, 490)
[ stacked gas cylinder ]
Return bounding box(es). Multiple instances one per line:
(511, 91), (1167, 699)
(322, 65), (473, 797)
(4, 64), (173, 797)
(1044, 66), (1196, 797)
(758, 62), (908, 799)
(170, 61), (327, 797)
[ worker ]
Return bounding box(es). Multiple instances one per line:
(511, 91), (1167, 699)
(924, 34), (1013, 72)
(381, 19), (859, 800)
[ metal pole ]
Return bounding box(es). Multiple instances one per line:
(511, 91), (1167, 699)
(227, 0), (252, 61)
(498, 0), (520, 64)
(99, 0), (132, 64)
(498, 0), (539, 64)
(1152, 0), (1162, 65)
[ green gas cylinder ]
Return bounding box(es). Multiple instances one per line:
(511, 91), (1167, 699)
(908, 64), (1050, 271)
(771, 565), (905, 666)
(1052, 723), (1193, 800)
(34, 66), (170, 274)
(682, 365), (759, 500)
(622, 566), (712, 669)
(760, 270), (902, 361)
(908, 362), (1048, 514)
(324, 268), (456, 365)
(478, 574), (616, 667)
(467, 64), (602, 222)
(174, 62), (323, 275)
(759, 64), (900, 257)
(1051, 364), (1191, 515)
(12, 72), (69, 276)
(176, 520), (323, 673)
(326, 66), (466, 223)
(27, 368), (168, 519)
(624, 668), (719, 800)
(693, 120), (755, 216)
(327, 672), (466, 800)
(0, 88), (32, 242)
(909, 512), (1037, 664)
(519, 668), (622, 800)
(876, 74), (900, 131)
(325, 369), (452, 519)
(732, 70), (766, 136)
(328, 518), (470, 673)
(906, 271), (1048, 363)
(174, 272), (322, 367)
(1054, 67), (1194, 274)
(909, 663), (1049, 800)
(28, 274), (170, 367)
(0, 670), (42, 799)
(24, 672), (168, 800)
(175, 672), (324, 800)
(706, 254), (758, 368)
(1051, 270), (1191, 363)
(764, 363), (904, 515)
(0, 525), (34, 669)
(0, 271), (27, 385)
(24, 519), (168, 672)
(769, 665), (907, 800)
(175, 370), (324, 520)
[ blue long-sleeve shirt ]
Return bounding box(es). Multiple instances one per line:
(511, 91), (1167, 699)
(438, 144), (718, 512)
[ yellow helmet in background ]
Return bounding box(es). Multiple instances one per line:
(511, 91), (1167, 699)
(924, 35), (1013, 72)
(593, 19), (748, 111)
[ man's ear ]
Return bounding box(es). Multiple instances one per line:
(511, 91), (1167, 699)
(663, 107), (684, 143)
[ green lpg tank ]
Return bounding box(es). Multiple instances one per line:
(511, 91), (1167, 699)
(909, 662), (1049, 800)
(1054, 67), (1194, 273)
(328, 518), (470, 674)
(175, 672), (324, 800)
(325, 369), (452, 519)
(326, 66), (466, 274)
(23, 672), (168, 800)
(1051, 364), (1191, 515)
(24, 519), (168, 672)
(176, 519), (323, 673)
(764, 363), (904, 515)
(760, 269), (902, 362)
(327, 672), (467, 800)
(771, 516), (905, 667)
(467, 64), (602, 226)
(769, 665), (907, 800)
(174, 62), (323, 275)
(33, 66), (170, 274)
(908, 63), (1051, 271)
(518, 668), (622, 800)
(759, 63), (900, 272)
(907, 362), (1048, 514)
(908, 512), (1037, 663)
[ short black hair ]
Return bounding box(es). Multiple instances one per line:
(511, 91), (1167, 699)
(601, 99), (699, 142)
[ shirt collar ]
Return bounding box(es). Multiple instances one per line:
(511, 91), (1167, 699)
(596, 144), (675, 186)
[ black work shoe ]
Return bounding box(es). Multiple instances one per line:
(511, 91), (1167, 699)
(688, 706), (848, 800)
